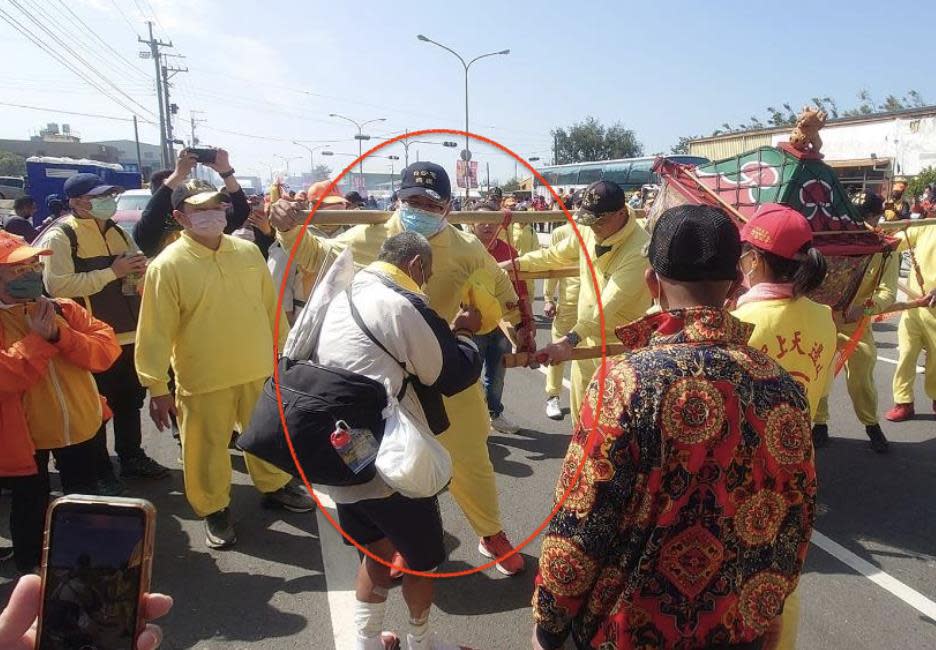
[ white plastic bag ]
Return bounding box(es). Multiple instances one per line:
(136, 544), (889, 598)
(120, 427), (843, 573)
(376, 400), (452, 499)
(283, 247), (354, 361)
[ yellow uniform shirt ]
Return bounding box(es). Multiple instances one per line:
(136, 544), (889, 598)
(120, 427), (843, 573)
(733, 297), (837, 418)
(135, 233), (288, 398)
(515, 217), (651, 346)
(277, 213), (520, 323)
(515, 217), (652, 420)
(543, 224), (581, 330)
(895, 224), (936, 297)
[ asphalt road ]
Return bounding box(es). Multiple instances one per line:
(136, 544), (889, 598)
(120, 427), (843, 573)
(2, 287), (935, 649)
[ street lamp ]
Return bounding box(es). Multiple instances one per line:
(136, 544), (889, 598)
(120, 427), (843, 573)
(328, 113), (386, 185)
(417, 34), (509, 200)
(398, 138), (459, 168)
(273, 154), (301, 177)
(324, 152), (401, 194)
(291, 141), (330, 179)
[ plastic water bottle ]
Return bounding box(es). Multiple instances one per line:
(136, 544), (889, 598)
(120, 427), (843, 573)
(330, 420), (379, 474)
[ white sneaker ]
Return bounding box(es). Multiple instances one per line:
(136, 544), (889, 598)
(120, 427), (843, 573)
(406, 633), (463, 650)
(491, 414), (520, 434)
(545, 396), (563, 420)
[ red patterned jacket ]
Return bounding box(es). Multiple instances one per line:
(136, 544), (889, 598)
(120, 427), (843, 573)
(533, 307), (817, 649)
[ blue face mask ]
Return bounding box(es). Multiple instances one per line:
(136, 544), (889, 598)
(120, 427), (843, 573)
(399, 204), (446, 238)
(6, 270), (44, 300)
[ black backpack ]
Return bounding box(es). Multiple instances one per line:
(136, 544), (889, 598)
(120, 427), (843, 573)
(238, 290), (407, 486)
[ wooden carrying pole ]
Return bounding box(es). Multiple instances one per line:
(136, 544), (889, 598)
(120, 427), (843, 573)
(302, 209), (573, 226)
(503, 344), (628, 369)
(514, 268), (577, 280)
(503, 296), (931, 368)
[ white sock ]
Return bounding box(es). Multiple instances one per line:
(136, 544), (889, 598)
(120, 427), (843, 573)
(354, 599), (387, 643)
(407, 608), (430, 644)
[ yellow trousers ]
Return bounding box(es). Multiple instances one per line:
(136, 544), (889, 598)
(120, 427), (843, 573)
(571, 358), (601, 426)
(545, 312), (577, 399)
(771, 587), (800, 650)
(893, 308), (936, 403)
(176, 379), (291, 517)
(437, 382), (502, 537)
(815, 325), (879, 426)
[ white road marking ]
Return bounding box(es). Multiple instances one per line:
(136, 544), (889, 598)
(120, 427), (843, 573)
(876, 355), (925, 374)
(312, 489), (361, 650)
(811, 531), (936, 623)
(532, 362), (936, 621)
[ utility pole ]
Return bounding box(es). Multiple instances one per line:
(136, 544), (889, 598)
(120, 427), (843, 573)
(132, 115), (143, 176)
(189, 110), (206, 179)
(161, 53), (187, 166)
(139, 22), (173, 168)
(190, 110), (206, 147)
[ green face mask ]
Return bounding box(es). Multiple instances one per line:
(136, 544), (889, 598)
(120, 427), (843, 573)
(89, 196), (117, 221)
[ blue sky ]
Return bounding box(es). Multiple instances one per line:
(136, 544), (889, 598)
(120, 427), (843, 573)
(2, 0), (934, 185)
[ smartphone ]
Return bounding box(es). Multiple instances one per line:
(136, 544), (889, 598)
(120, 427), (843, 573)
(36, 496), (157, 650)
(187, 147), (217, 164)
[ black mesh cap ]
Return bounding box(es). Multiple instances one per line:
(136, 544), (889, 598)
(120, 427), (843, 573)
(648, 205), (741, 281)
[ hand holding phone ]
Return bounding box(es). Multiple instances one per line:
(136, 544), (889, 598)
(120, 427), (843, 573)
(35, 496), (160, 650)
(186, 147), (218, 165)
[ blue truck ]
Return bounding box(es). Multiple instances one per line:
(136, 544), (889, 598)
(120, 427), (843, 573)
(25, 156), (142, 222)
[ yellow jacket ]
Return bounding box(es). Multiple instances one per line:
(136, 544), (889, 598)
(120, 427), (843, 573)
(839, 251), (899, 332)
(277, 213), (520, 323)
(733, 297), (837, 418)
(40, 216), (139, 345)
(543, 224), (581, 320)
(135, 233), (288, 398)
(894, 224), (936, 297)
(0, 299), (120, 451)
(515, 217), (652, 345)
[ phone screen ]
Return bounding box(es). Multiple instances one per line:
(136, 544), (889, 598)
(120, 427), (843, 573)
(39, 505), (147, 650)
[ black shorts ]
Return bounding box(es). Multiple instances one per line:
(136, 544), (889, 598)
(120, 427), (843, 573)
(336, 492), (445, 571)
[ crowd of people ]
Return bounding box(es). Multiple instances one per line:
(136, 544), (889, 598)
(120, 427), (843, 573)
(0, 147), (934, 649)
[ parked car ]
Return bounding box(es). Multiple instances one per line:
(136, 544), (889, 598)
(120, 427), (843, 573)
(0, 176), (26, 200)
(114, 188), (151, 236)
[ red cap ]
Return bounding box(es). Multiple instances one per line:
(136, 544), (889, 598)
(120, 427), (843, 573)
(740, 203), (813, 260)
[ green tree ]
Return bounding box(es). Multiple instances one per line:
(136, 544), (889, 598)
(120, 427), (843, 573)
(0, 150), (26, 176)
(906, 90), (927, 108)
(551, 116), (643, 164)
(311, 163), (331, 182)
(879, 94), (907, 112)
(670, 135), (702, 155)
(502, 177), (521, 192)
(908, 166), (936, 198)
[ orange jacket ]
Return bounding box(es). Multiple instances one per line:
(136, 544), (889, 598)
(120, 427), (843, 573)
(0, 299), (120, 476)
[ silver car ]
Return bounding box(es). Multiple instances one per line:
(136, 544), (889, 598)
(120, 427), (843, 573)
(0, 176), (25, 200)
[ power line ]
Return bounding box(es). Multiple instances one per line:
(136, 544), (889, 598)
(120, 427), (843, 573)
(0, 6), (152, 119)
(7, 0), (155, 118)
(108, 0), (139, 35)
(0, 100), (154, 123)
(20, 0), (150, 88)
(54, 0), (151, 82)
(140, 0), (165, 32)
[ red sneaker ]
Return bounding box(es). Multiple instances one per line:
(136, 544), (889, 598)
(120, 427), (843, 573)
(885, 403), (915, 422)
(478, 531), (525, 576)
(389, 551), (406, 580)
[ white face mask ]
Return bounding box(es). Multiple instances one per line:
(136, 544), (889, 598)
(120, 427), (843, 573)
(188, 209), (227, 238)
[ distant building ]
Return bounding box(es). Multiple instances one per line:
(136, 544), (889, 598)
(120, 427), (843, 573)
(0, 137), (119, 165)
(90, 139), (163, 179)
(687, 105), (936, 194)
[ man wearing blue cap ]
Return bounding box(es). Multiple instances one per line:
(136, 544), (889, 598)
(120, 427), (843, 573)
(38, 173), (169, 490)
(271, 162), (531, 579)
